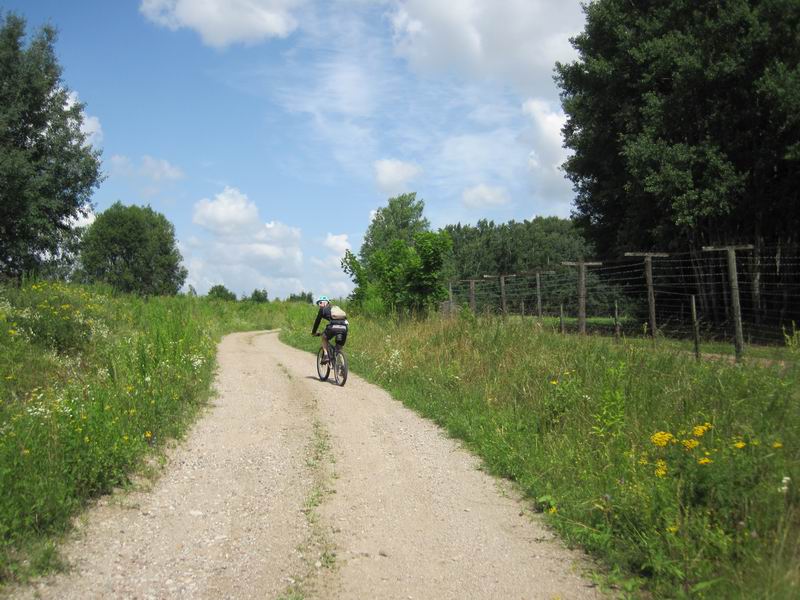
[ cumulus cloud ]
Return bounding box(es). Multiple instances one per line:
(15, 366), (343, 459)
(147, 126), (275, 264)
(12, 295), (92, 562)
(193, 186), (261, 236)
(462, 184), (511, 209)
(374, 159), (422, 195)
(187, 186), (305, 297)
(521, 98), (572, 209)
(140, 0), (303, 47)
(323, 233), (350, 256)
(391, 0), (585, 95)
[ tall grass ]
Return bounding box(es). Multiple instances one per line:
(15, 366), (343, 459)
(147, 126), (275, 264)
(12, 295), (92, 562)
(0, 281), (291, 582)
(282, 306), (799, 598)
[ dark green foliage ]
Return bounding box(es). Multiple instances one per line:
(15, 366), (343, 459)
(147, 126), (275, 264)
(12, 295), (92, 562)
(206, 284), (236, 302)
(443, 217), (592, 278)
(0, 13), (102, 277)
(79, 203), (187, 295)
(556, 0), (800, 255)
(287, 291), (313, 303)
(247, 288), (269, 303)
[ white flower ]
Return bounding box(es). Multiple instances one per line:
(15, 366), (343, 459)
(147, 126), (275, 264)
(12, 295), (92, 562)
(780, 476), (791, 494)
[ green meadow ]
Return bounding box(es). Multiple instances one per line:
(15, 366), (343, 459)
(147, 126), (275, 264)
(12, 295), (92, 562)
(2, 283), (798, 598)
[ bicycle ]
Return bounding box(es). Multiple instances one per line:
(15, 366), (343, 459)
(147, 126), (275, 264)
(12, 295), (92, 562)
(313, 333), (348, 386)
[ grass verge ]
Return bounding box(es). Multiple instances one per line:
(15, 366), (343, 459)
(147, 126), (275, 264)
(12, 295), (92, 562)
(0, 281), (292, 584)
(280, 305), (799, 599)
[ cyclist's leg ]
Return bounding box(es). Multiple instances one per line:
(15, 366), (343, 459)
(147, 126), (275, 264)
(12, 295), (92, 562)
(321, 330), (332, 363)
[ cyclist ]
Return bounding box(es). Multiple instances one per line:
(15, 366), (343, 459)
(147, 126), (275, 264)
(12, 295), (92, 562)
(311, 296), (348, 364)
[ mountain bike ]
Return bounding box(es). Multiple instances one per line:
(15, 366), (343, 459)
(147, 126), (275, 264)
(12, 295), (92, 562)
(313, 333), (348, 386)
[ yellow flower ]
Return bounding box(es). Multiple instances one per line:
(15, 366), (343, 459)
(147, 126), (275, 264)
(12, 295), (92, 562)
(693, 423), (713, 437)
(650, 431), (674, 447)
(638, 456), (649, 465)
(682, 439), (700, 450)
(550, 380), (558, 385)
(733, 441), (746, 449)
(698, 457), (713, 465)
(548, 506), (558, 514)
(8, 329), (18, 336)
(122, 435), (129, 442)
(144, 431), (152, 439)
(655, 459), (668, 478)
(772, 441), (783, 449)
(666, 524), (679, 534)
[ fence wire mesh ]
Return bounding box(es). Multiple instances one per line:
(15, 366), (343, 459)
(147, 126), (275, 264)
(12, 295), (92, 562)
(447, 246), (800, 349)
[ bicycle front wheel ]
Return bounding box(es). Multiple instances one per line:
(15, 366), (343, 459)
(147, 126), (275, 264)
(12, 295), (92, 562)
(333, 348), (348, 386)
(316, 347), (330, 381)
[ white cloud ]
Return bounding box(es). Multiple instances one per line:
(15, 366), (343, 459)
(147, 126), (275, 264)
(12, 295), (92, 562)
(141, 155), (185, 181)
(391, 0), (585, 95)
(186, 186), (306, 297)
(323, 233), (350, 256)
(140, 0), (303, 47)
(374, 159), (422, 195)
(66, 91), (103, 146)
(521, 98), (572, 211)
(462, 184), (511, 209)
(192, 186), (261, 236)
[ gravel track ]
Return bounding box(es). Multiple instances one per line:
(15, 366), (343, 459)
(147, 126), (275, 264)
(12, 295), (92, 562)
(10, 331), (602, 599)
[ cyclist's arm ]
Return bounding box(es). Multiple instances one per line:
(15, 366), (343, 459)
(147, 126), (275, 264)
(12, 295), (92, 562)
(311, 309), (323, 335)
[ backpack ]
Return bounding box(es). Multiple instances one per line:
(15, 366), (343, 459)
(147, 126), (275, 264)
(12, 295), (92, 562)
(330, 305), (347, 320)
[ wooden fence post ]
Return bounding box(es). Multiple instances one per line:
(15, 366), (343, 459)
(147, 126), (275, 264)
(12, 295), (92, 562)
(562, 259), (603, 335)
(625, 252), (670, 340)
(691, 294), (701, 361)
(702, 245), (753, 362)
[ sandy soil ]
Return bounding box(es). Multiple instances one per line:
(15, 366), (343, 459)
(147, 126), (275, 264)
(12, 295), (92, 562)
(10, 331), (603, 600)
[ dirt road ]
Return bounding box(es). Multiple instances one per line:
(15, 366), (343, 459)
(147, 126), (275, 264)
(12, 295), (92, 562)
(14, 331), (602, 599)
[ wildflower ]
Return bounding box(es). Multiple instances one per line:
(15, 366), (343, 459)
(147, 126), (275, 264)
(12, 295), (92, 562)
(144, 431), (152, 439)
(550, 379), (558, 385)
(780, 477), (790, 494)
(650, 431), (674, 447)
(698, 457), (713, 465)
(681, 439), (700, 450)
(548, 506), (558, 515)
(655, 459), (667, 478)
(733, 441), (746, 449)
(666, 524), (679, 534)
(122, 435), (129, 442)
(772, 441), (784, 449)
(638, 456), (649, 465)
(693, 423), (713, 437)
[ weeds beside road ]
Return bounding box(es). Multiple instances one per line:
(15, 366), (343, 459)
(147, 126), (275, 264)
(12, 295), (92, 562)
(2, 283), (798, 597)
(282, 306), (800, 598)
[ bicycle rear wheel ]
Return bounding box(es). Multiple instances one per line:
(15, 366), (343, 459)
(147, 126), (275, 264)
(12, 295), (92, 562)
(333, 348), (348, 386)
(316, 347), (330, 381)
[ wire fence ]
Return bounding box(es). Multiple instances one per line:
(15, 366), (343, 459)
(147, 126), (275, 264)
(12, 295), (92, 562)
(446, 245), (800, 356)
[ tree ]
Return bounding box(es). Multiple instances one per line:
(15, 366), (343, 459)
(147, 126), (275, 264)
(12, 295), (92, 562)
(80, 202), (187, 295)
(359, 193), (429, 270)
(343, 192), (451, 314)
(287, 291), (313, 303)
(207, 284), (236, 301)
(247, 288), (269, 303)
(556, 0), (800, 256)
(0, 13), (102, 277)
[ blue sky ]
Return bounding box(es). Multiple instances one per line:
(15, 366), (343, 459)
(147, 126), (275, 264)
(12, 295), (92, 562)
(5, 0), (587, 298)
